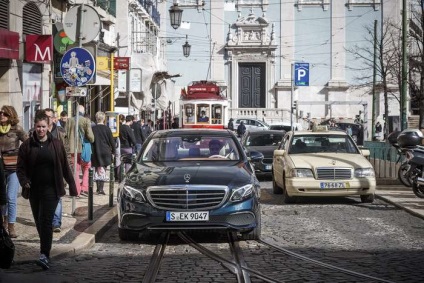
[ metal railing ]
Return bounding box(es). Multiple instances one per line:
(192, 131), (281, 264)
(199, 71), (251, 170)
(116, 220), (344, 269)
(363, 141), (404, 180)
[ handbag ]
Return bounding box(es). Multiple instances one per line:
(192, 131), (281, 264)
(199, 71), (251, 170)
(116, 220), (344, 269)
(2, 154), (18, 171)
(0, 224), (15, 269)
(21, 186), (30, 199)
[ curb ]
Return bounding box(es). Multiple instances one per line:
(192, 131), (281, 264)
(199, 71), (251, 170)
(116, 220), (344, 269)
(375, 194), (424, 221)
(51, 207), (118, 261)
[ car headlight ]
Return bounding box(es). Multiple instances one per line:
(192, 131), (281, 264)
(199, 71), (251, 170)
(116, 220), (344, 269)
(230, 184), (253, 202)
(288, 168), (314, 178)
(354, 168), (375, 177)
(122, 185), (146, 203)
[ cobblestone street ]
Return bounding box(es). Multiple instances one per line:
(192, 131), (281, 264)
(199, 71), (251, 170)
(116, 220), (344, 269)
(2, 180), (424, 282)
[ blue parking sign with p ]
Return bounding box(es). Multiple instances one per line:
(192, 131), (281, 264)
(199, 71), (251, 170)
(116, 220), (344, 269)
(294, 63), (309, 86)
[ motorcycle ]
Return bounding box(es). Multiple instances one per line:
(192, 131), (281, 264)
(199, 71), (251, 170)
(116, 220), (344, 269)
(397, 129), (424, 198)
(387, 131), (413, 187)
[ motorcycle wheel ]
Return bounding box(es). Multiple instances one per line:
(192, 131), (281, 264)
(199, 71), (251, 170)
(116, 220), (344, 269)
(412, 182), (424, 198)
(398, 163), (412, 187)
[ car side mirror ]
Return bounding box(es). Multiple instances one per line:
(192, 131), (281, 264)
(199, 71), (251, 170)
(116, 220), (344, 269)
(360, 148), (370, 157)
(274, 149), (285, 156)
(248, 150), (264, 162)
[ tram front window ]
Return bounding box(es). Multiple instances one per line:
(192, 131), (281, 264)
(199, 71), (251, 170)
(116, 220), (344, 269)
(197, 105), (210, 123)
(185, 104), (195, 124)
(212, 104), (222, 124)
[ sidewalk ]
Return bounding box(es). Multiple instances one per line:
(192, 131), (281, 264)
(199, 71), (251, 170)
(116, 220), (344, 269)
(11, 181), (118, 264)
(8, 181), (424, 264)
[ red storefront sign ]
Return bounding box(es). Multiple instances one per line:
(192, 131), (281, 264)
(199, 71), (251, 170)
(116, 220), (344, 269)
(114, 57), (130, 70)
(0, 29), (19, 59)
(25, 35), (53, 63)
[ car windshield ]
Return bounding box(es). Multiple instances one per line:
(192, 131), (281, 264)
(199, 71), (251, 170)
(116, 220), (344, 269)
(140, 135), (241, 161)
(289, 134), (359, 154)
(246, 133), (283, 146)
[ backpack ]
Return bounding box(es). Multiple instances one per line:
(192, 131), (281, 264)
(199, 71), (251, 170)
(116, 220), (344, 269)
(79, 130), (92, 162)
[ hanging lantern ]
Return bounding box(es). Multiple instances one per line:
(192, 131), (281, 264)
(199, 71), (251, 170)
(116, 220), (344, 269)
(182, 35), (191, 57)
(169, 4), (183, 30)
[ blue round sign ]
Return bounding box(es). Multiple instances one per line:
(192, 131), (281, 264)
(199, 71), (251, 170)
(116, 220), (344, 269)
(60, 47), (95, 86)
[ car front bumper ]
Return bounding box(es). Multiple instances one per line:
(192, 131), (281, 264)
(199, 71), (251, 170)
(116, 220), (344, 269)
(285, 177), (376, 197)
(117, 195), (259, 233)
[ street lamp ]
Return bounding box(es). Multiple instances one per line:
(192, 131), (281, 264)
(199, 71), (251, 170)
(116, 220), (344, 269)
(182, 35), (191, 57)
(169, 4), (183, 29)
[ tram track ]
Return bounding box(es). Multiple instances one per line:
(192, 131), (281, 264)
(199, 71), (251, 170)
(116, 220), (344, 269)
(141, 232), (396, 283)
(142, 232), (170, 283)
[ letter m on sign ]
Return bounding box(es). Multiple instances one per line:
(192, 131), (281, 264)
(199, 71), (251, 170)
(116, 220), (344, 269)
(25, 35), (53, 64)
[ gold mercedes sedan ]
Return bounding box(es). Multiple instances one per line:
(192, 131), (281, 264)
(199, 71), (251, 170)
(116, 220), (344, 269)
(272, 127), (376, 204)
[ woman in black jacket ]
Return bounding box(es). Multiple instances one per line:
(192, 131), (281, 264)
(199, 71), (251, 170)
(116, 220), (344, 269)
(16, 113), (77, 270)
(92, 112), (114, 195)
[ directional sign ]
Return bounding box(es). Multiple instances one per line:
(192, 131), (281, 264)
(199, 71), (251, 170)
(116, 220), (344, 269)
(114, 57), (130, 70)
(294, 62), (309, 86)
(60, 47), (95, 86)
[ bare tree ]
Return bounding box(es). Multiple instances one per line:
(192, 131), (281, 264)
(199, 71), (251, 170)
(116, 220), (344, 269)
(346, 18), (402, 138)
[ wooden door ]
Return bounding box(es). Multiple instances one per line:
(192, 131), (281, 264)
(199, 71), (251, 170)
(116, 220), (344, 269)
(238, 63), (265, 108)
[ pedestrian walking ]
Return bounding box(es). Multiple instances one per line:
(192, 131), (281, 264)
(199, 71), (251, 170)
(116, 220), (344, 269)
(119, 115), (136, 174)
(16, 112), (77, 270)
(0, 105), (28, 238)
(237, 121), (246, 137)
(131, 118), (144, 154)
(65, 105), (95, 197)
(91, 112), (114, 195)
(44, 109), (67, 233)
(57, 110), (68, 128)
(141, 119), (152, 144)
(228, 118), (234, 131)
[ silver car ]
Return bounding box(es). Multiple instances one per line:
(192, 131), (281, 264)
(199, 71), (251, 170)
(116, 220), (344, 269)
(234, 118), (270, 131)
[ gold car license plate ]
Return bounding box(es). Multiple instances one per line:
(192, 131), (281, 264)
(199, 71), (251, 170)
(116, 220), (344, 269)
(320, 182), (347, 189)
(166, 211), (209, 222)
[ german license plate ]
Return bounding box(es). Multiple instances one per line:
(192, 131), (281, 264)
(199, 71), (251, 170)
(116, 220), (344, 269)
(265, 165), (271, 170)
(166, 211), (209, 221)
(320, 182), (347, 189)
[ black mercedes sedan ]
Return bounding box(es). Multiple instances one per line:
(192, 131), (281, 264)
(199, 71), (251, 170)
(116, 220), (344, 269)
(241, 130), (285, 176)
(117, 129), (262, 241)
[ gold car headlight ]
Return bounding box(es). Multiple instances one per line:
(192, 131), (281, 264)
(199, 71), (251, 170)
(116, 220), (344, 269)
(122, 185), (146, 203)
(289, 168), (314, 178)
(230, 184), (254, 202)
(354, 168), (375, 177)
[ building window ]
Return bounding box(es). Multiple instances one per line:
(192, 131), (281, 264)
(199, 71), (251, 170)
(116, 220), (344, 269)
(0, 0), (8, 29)
(23, 2), (42, 35)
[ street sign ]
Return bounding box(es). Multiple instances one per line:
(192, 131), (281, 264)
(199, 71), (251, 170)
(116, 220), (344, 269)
(64, 5), (101, 44)
(294, 62), (309, 86)
(66, 86), (87, 97)
(114, 57), (130, 70)
(60, 47), (96, 86)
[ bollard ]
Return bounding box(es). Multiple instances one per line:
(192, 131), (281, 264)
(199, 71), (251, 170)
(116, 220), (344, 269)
(88, 168), (94, 221)
(120, 162), (124, 183)
(109, 163), (114, 207)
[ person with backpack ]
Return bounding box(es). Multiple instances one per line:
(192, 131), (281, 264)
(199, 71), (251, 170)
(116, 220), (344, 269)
(65, 105), (94, 197)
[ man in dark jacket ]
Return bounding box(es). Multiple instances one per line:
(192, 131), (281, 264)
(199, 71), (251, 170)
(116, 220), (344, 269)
(237, 121), (246, 137)
(141, 119), (152, 143)
(119, 115), (136, 174)
(131, 118), (144, 154)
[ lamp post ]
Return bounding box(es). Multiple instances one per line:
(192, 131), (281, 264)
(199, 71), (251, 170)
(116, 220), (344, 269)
(169, 4), (183, 29)
(182, 35), (191, 57)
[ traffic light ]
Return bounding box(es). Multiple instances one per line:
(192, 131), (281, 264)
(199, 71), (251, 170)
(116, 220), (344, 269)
(292, 100), (297, 113)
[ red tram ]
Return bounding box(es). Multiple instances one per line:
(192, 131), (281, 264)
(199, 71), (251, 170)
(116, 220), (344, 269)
(180, 81), (228, 129)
